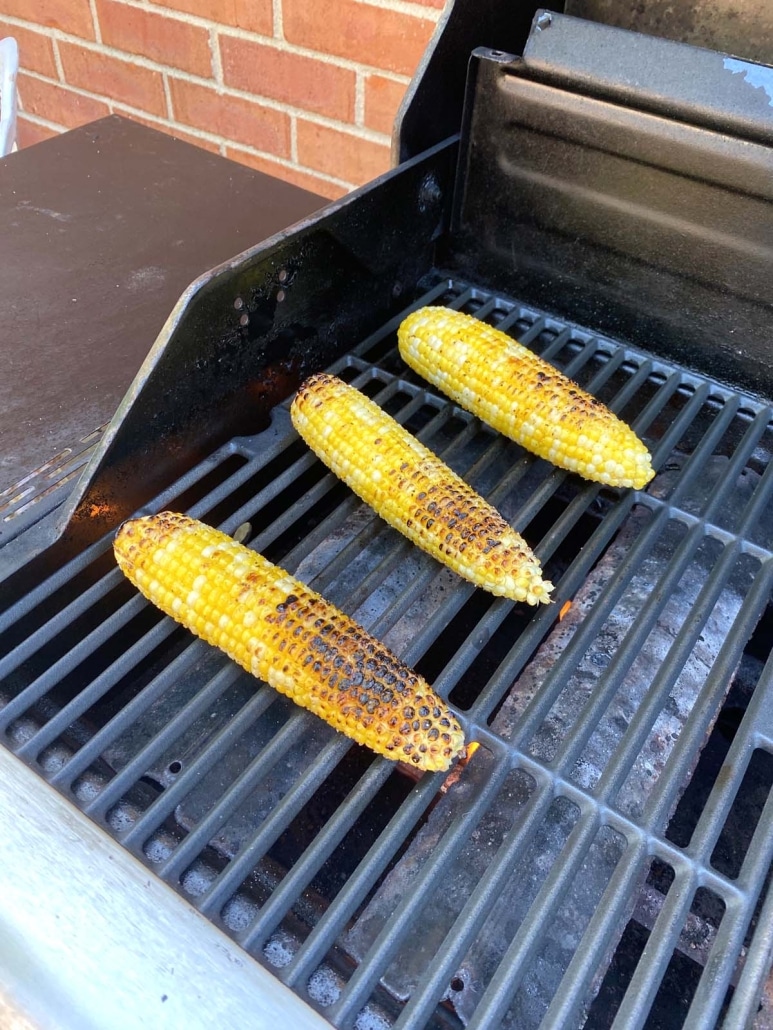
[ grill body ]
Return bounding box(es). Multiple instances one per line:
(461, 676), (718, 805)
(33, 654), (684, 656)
(2, 7), (773, 1029)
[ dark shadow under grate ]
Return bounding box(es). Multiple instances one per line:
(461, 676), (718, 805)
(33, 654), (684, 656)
(2, 277), (773, 1029)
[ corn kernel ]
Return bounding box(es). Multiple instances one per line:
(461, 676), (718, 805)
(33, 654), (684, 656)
(114, 512), (465, 772)
(398, 307), (654, 490)
(291, 373), (553, 605)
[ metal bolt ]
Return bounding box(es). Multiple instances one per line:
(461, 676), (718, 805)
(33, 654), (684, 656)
(536, 11), (552, 30)
(418, 172), (442, 214)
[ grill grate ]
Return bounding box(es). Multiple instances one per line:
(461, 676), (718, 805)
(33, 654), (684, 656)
(2, 278), (773, 1029)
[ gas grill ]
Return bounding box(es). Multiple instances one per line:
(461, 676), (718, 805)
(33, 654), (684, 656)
(2, 2), (773, 1027)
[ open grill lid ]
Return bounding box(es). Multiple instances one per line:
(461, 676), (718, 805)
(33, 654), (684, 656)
(2, 5), (773, 1028)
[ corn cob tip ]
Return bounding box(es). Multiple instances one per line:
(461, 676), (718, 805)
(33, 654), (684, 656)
(113, 512), (465, 773)
(398, 306), (655, 491)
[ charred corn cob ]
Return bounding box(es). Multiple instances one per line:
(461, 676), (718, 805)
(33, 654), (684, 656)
(398, 306), (654, 490)
(114, 512), (464, 772)
(290, 372), (552, 605)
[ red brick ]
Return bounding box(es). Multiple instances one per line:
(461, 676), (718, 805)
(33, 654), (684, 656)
(225, 145), (344, 201)
(0, 21), (57, 78)
(283, 0), (435, 77)
(221, 36), (355, 122)
(296, 119), (390, 187)
(364, 75), (407, 136)
(95, 0), (212, 78)
(17, 116), (60, 149)
(0, 0), (95, 39)
(59, 41), (167, 117)
(18, 73), (111, 129)
(169, 78), (290, 157)
(153, 0), (271, 35)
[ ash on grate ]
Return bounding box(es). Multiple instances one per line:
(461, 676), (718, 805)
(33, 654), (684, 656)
(343, 459), (766, 1025)
(344, 741), (628, 1027)
(494, 463), (758, 821)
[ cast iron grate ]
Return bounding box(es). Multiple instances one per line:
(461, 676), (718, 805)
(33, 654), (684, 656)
(1, 278), (773, 1029)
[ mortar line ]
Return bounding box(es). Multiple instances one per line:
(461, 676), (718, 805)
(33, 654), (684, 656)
(1, 8), (416, 82)
(19, 64), (392, 146)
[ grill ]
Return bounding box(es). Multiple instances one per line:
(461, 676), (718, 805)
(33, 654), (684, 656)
(2, 4), (773, 1028)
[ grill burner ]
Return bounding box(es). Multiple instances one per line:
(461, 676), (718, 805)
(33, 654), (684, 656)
(2, 278), (773, 1027)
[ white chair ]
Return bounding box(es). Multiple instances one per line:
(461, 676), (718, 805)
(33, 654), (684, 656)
(0, 37), (19, 157)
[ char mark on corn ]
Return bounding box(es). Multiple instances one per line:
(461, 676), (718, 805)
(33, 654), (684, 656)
(290, 372), (552, 605)
(398, 306), (654, 490)
(114, 512), (465, 772)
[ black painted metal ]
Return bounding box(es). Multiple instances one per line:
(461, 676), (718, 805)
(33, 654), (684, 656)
(2, 280), (773, 1028)
(394, 0), (563, 163)
(565, 0), (773, 66)
(0, 139), (457, 584)
(0, 115), (324, 507)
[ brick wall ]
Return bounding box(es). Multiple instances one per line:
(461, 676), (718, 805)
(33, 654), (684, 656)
(5, 0), (442, 199)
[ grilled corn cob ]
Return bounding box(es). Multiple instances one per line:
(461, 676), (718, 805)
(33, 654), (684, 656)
(291, 373), (552, 605)
(114, 512), (464, 772)
(398, 306), (654, 490)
